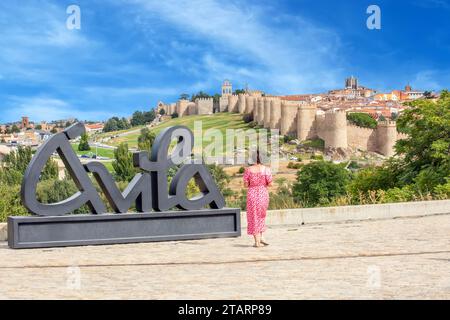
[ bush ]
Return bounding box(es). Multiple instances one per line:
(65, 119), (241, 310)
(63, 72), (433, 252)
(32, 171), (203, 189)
(287, 162), (302, 169)
(347, 113), (377, 129)
(78, 133), (91, 151)
(172, 112), (179, 119)
(310, 154), (324, 160)
(283, 134), (297, 143)
(293, 161), (352, 207)
(238, 167), (245, 174)
(242, 113), (253, 123)
(0, 184), (29, 222)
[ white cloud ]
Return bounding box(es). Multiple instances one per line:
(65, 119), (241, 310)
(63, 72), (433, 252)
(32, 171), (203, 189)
(4, 96), (115, 123)
(413, 70), (450, 91)
(125, 0), (343, 93)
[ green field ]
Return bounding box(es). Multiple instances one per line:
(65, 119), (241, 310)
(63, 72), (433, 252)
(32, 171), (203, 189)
(103, 113), (264, 153)
(71, 143), (115, 159)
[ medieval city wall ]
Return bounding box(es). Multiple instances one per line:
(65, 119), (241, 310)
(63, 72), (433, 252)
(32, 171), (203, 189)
(187, 102), (197, 115)
(219, 96), (229, 112)
(263, 98), (272, 128)
(297, 105), (317, 141)
(176, 99), (190, 117)
(347, 125), (378, 151)
(162, 91), (400, 156)
(245, 95), (255, 115)
(196, 98), (214, 115)
(238, 94), (246, 114)
(316, 110), (348, 149)
(280, 101), (299, 136)
(270, 97), (281, 130)
(228, 95), (239, 112)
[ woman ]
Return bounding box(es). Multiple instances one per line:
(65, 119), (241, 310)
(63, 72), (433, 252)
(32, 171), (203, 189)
(243, 149), (272, 247)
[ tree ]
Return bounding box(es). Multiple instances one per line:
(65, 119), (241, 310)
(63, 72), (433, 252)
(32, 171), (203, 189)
(395, 90), (450, 190)
(292, 161), (351, 207)
(234, 89), (246, 95)
(50, 128), (58, 134)
(179, 93), (190, 100)
(378, 114), (386, 122)
(41, 159), (59, 181)
(144, 110), (156, 123)
(347, 113), (377, 129)
(159, 108), (166, 115)
(137, 128), (156, 153)
(112, 143), (136, 182)
(130, 111), (145, 127)
(11, 124), (20, 133)
(78, 133), (91, 151)
(191, 91), (210, 102)
(172, 112), (179, 119)
(207, 163), (231, 195)
(35, 124), (42, 130)
(103, 117), (130, 132)
(0, 184), (28, 222)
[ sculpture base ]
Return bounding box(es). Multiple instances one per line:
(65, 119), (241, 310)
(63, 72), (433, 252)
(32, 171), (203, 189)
(8, 208), (241, 249)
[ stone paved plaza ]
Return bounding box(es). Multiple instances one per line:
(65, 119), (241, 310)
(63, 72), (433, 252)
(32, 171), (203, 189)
(0, 214), (449, 299)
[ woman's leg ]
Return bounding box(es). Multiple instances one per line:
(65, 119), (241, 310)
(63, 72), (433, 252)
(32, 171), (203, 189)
(253, 234), (262, 247)
(260, 232), (269, 246)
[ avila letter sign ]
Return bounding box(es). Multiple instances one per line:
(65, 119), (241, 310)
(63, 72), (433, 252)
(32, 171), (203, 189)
(8, 123), (240, 249)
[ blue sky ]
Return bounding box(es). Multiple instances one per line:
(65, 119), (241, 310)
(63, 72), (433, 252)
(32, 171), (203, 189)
(0, 0), (449, 123)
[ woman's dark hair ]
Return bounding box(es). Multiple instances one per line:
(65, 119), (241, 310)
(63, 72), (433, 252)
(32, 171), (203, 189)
(256, 148), (261, 164)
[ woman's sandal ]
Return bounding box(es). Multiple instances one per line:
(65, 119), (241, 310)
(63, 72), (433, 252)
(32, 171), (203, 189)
(260, 240), (269, 246)
(253, 243), (264, 248)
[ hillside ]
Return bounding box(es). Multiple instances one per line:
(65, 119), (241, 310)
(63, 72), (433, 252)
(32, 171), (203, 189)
(101, 113), (261, 153)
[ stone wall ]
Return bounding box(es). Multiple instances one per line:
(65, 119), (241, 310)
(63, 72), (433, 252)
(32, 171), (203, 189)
(219, 96), (229, 112)
(280, 101), (299, 136)
(376, 120), (397, 157)
(196, 98), (214, 115)
(176, 99), (190, 117)
(238, 94), (246, 114)
(347, 125), (378, 151)
(228, 95), (239, 113)
(316, 110), (348, 149)
(297, 105), (317, 141)
(166, 91), (401, 156)
(245, 95), (255, 115)
(264, 98), (271, 128)
(256, 98), (265, 125)
(270, 97), (281, 130)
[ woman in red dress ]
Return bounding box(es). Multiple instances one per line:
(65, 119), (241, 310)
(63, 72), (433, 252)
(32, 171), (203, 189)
(243, 150), (273, 247)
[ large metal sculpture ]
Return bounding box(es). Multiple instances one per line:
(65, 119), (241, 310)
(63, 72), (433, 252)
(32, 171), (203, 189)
(8, 123), (240, 249)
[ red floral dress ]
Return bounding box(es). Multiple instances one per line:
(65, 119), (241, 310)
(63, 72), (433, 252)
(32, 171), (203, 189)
(243, 166), (272, 235)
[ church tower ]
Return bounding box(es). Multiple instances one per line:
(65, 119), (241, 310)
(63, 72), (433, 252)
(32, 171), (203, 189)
(221, 79), (232, 96)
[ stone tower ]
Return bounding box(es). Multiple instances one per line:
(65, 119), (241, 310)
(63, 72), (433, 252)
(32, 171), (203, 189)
(176, 99), (190, 117)
(297, 104), (317, 141)
(324, 110), (348, 149)
(256, 98), (265, 125)
(22, 116), (29, 129)
(270, 97), (281, 130)
(280, 101), (299, 136)
(221, 79), (232, 96)
(238, 94), (246, 114)
(263, 98), (271, 128)
(245, 95), (255, 115)
(377, 120), (397, 157)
